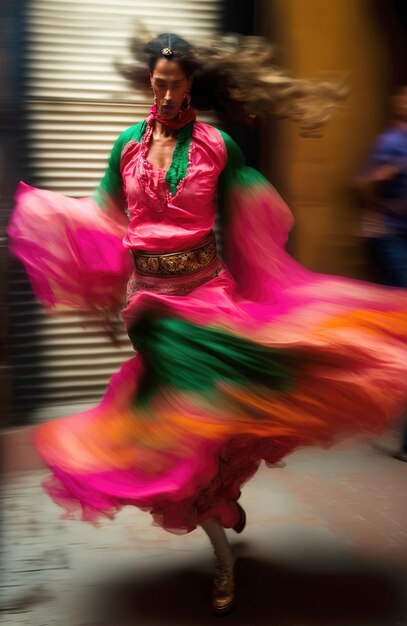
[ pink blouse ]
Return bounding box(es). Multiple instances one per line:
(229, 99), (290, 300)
(120, 121), (228, 253)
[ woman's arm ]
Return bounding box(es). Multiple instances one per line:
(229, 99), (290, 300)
(217, 130), (245, 211)
(216, 129), (297, 300)
(93, 121), (147, 222)
(7, 122), (147, 312)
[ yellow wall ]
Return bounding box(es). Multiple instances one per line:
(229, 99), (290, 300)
(258, 0), (390, 276)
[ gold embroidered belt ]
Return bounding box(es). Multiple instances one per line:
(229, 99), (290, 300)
(132, 232), (217, 276)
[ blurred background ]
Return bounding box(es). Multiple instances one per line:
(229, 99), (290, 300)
(1, 0), (407, 432)
(1, 4), (407, 625)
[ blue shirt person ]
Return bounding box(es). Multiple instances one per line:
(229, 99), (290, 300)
(355, 86), (407, 460)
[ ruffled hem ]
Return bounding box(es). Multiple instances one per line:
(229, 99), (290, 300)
(40, 435), (295, 533)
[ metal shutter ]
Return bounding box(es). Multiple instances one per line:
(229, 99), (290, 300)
(8, 0), (222, 420)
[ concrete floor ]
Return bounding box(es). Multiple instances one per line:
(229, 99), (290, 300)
(1, 433), (407, 626)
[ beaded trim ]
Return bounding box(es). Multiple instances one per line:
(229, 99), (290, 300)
(132, 232), (217, 276)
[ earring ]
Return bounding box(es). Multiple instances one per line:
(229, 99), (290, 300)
(182, 92), (191, 111)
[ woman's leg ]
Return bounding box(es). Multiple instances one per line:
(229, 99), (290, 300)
(201, 518), (236, 614)
(201, 518), (235, 571)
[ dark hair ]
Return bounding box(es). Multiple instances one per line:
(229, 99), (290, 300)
(143, 33), (198, 77)
(118, 31), (346, 129)
(120, 32), (246, 121)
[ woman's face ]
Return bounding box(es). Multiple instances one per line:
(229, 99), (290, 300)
(150, 59), (192, 120)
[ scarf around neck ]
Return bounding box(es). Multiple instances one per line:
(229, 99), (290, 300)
(147, 104), (196, 130)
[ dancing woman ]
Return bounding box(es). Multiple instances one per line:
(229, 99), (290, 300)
(9, 33), (407, 614)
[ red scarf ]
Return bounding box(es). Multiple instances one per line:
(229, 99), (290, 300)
(147, 104), (196, 130)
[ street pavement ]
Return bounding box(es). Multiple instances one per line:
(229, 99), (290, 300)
(1, 432), (406, 626)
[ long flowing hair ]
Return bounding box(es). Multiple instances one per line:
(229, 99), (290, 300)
(117, 30), (347, 133)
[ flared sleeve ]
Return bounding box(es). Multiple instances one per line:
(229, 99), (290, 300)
(7, 124), (145, 312)
(217, 130), (309, 301)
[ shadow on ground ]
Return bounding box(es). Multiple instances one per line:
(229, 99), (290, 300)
(81, 552), (404, 626)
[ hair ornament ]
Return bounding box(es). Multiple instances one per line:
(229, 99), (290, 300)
(161, 47), (173, 57)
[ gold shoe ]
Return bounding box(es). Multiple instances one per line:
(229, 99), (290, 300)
(212, 565), (235, 615)
(233, 502), (246, 534)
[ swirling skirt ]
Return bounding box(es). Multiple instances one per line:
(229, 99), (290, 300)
(36, 260), (407, 533)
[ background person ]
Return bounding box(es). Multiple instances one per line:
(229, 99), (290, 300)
(355, 85), (407, 463)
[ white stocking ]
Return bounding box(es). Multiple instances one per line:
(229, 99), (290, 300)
(201, 518), (235, 573)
